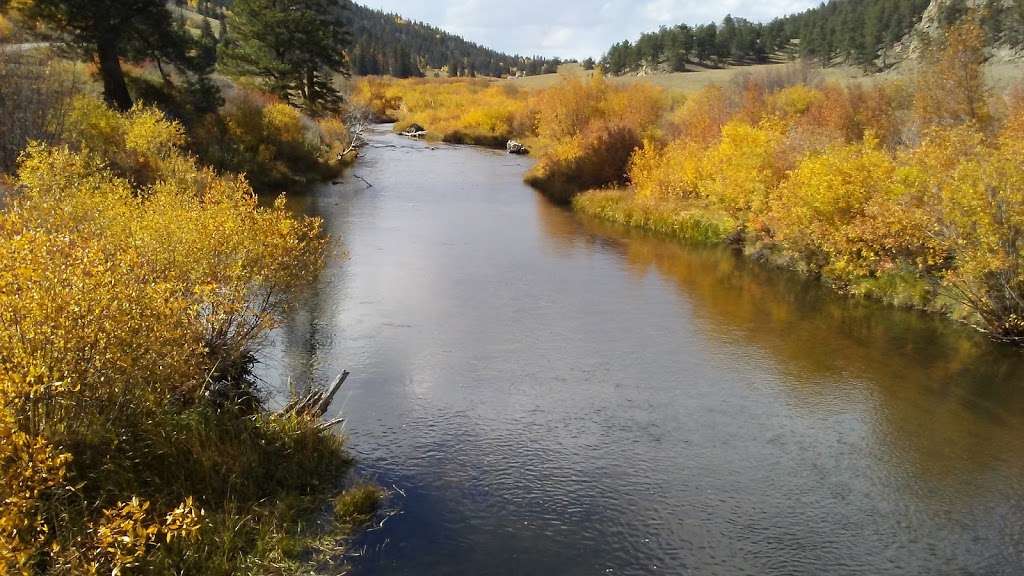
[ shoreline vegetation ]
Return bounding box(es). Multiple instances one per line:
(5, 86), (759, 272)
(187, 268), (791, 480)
(1, 0), (383, 572)
(356, 15), (1024, 346)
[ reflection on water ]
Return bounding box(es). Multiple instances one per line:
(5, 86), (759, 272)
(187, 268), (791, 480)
(258, 127), (1024, 575)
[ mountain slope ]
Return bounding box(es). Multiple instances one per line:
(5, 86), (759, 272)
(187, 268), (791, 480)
(347, 3), (559, 78)
(176, 0), (559, 78)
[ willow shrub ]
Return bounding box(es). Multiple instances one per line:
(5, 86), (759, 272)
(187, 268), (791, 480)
(768, 135), (945, 287)
(523, 75), (666, 201)
(187, 89), (348, 192)
(525, 121), (642, 204)
(911, 124), (1024, 342)
(363, 78), (529, 147)
(363, 74), (667, 200)
(0, 101), (368, 574)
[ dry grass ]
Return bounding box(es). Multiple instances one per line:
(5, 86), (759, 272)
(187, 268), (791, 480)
(506, 62), (866, 92)
(508, 59), (1022, 94)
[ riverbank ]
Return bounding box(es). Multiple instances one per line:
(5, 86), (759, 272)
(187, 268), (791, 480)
(261, 125), (1024, 575)
(0, 54), (380, 574)
(358, 17), (1024, 345)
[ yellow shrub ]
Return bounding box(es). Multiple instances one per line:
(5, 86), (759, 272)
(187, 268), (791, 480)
(351, 76), (403, 120)
(911, 125), (1024, 339)
(630, 139), (702, 202)
(767, 85), (824, 119)
(1, 105), (324, 434)
(0, 14), (14, 42)
(0, 410), (72, 576)
(217, 90), (329, 189)
(262, 102), (309, 149)
(696, 119), (787, 219)
(64, 96), (187, 184)
(770, 136), (943, 282)
(358, 78), (527, 146)
(317, 116), (353, 161)
(669, 85), (732, 146)
(533, 74), (609, 142)
(83, 496), (202, 574)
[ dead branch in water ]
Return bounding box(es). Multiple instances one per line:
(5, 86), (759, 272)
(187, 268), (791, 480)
(280, 371), (350, 425)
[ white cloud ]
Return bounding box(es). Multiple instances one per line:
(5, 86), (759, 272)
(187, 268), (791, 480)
(364, 0), (821, 59)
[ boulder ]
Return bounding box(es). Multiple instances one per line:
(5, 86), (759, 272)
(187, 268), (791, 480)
(506, 140), (529, 155)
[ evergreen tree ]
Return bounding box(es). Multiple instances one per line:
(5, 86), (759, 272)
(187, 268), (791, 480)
(342, 3), (555, 78)
(10, 0), (190, 111)
(221, 0), (350, 114)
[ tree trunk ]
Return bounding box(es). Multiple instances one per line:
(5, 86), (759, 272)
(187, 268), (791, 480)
(305, 67), (316, 108)
(97, 38), (133, 112)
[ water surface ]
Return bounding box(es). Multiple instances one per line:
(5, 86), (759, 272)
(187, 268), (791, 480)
(259, 127), (1024, 575)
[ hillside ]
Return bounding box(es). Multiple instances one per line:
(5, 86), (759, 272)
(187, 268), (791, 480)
(600, 0), (1023, 75)
(346, 3), (559, 78)
(171, 0), (559, 78)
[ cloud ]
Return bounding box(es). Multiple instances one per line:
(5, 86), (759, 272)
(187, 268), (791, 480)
(363, 0), (821, 59)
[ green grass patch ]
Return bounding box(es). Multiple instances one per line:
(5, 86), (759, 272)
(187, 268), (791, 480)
(573, 189), (738, 245)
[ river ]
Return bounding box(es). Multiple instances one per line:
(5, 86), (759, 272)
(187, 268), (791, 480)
(257, 126), (1024, 575)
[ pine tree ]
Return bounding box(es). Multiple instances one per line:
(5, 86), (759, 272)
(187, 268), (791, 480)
(221, 0), (350, 114)
(10, 0), (189, 111)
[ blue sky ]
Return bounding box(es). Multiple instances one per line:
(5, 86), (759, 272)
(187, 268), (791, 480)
(361, 0), (822, 60)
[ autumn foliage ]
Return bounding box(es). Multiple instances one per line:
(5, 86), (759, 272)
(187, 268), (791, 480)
(364, 15), (1021, 341)
(578, 17), (1024, 343)
(355, 72), (667, 200)
(0, 99), (362, 574)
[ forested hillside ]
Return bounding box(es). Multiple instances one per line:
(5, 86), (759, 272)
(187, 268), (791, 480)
(174, 0), (559, 78)
(601, 0), (1024, 73)
(346, 3), (559, 78)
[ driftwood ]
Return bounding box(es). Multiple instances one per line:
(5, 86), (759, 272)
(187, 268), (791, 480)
(336, 108), (371, 160)
(280, 371), (350, 430)
(401, 123), (428, 139)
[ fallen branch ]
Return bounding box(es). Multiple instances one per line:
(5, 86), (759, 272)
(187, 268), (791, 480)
(281, 371), (350, 420)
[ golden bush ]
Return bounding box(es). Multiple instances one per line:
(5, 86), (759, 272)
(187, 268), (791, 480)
(0, 101), (328, 569)
(696, 119), (787, 220)
(770, 136), (943, 283)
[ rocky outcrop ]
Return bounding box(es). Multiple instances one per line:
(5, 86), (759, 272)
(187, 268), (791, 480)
(881, 0), (1022, 66)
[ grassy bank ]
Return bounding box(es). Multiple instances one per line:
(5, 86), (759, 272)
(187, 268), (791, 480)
(573, 190), (736, 245)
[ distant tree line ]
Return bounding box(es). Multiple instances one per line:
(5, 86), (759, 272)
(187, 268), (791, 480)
(346, 3), (559, 78)
(602, 15), (788, 74)
(600, 0), (938, 73)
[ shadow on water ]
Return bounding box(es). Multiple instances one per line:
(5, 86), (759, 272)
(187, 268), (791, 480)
(259, 127), (1024, 575)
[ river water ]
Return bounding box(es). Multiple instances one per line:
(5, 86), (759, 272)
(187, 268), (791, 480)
(258, 127), (1024, 575)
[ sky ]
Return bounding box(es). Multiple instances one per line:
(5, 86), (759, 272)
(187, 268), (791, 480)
(362, 0), (823, 60)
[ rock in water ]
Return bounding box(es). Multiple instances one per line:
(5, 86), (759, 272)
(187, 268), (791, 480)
(506, 140), (529, 155)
